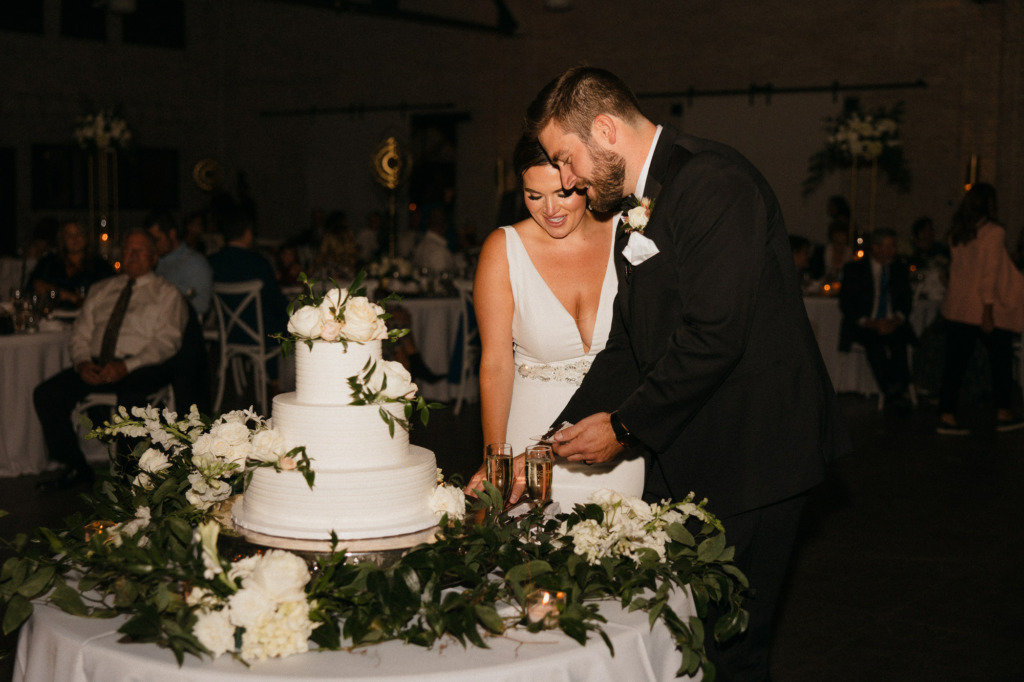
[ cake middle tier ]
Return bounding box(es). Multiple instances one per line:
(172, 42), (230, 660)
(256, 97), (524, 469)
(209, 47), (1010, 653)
(271, 393), (410, 469)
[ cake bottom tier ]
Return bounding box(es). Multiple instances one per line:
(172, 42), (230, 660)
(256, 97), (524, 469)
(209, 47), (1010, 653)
(234, 445), (438, 540)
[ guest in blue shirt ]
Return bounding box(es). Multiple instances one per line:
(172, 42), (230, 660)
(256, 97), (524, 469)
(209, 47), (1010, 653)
(145, 212), (214, 318)
(208, 209), (289, 378)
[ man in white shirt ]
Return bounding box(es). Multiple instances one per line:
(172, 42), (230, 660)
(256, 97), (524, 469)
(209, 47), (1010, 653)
(33, 230), (188, 490)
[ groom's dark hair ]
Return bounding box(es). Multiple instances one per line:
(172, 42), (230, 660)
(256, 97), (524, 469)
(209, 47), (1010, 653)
(524, 66), (644, 141)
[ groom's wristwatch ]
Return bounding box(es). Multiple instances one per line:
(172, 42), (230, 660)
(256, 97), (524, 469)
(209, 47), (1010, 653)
(609, 411), (636, 448)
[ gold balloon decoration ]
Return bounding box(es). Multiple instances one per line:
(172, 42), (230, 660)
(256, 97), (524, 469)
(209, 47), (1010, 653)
(372, 136), (405, 191)
(192, 158), (224, 192)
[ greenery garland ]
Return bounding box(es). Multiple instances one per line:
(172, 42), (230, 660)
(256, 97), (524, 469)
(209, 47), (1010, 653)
(1, 412), (748, 679)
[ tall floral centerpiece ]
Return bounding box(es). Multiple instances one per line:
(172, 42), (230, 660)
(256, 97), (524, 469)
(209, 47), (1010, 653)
(74, 109), (132, 258)
(803, 102), (910, 240)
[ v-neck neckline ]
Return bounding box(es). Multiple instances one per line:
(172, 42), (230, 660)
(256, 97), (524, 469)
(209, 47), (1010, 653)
(508, 224), (615, 355)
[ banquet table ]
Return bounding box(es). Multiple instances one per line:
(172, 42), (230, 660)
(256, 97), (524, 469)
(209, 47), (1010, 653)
(14, 589), (700, 681)
(0, 327), (72, 477)
(400, 296), (472, 403)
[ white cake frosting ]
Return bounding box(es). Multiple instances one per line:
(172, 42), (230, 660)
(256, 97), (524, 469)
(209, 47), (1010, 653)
(235, 340), (438, 541)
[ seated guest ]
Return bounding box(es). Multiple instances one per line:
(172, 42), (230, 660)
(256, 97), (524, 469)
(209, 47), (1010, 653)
(909, 215), (949, 267)
(146, 211), (214, 318)
(309, 212), (358, 281)
(183, 211), (209, 255)
(354, 211), (383, 264)
(208, 210), (289, 375)
(810, 222), (853, 282)
(29, 219), (113, 308)
(33, 230), (187, 490)
(276, 244), (303, 286)
(413, 206), (457, 274)
(839, 228), (915, 404)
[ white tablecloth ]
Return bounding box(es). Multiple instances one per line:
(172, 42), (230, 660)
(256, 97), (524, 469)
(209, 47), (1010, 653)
(402, 297), (469, 403)
(0, 328), (72, 477)
(15, 589), (699, 681)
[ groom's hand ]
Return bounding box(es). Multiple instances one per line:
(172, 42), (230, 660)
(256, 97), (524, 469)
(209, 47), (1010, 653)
(552, 412), (623, 465)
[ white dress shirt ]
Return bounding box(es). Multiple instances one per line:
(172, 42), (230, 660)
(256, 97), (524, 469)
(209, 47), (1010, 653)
(71, 272), (188, 373)
(413, 231), (457, 273)
(633, 125), (664, 200)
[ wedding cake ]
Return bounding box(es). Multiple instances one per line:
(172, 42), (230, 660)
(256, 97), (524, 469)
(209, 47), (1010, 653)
(233, 289), (440, 541)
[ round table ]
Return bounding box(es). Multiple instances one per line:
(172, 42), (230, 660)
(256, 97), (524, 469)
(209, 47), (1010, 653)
(14, 589), (700, 681)
(0, 327), (72, 477)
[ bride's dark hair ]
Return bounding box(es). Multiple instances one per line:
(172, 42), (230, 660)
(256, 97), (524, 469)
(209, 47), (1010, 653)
(512, 135), (554, 186)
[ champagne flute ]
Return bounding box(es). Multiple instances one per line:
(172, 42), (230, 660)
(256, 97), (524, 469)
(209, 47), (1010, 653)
(484, 442), (513, 506)
(525, 444), (554, 503)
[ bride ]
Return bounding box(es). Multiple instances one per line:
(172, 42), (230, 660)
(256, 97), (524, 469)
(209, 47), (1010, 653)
(466, 135), (644, 508)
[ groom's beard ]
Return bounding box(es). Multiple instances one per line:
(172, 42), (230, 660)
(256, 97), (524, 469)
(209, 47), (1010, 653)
(585, 142), (627, 213)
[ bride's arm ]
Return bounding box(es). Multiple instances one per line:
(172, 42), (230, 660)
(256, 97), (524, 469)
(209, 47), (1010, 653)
(474, 228), (515, 446)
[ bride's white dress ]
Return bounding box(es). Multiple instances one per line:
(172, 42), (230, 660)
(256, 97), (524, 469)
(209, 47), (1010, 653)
(501, 225), (645, 509)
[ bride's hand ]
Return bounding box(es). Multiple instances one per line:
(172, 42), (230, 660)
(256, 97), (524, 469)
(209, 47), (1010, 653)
(464, 454), (528, 505)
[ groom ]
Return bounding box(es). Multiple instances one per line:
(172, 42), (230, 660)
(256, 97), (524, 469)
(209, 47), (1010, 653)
(529, 67), (849, 681)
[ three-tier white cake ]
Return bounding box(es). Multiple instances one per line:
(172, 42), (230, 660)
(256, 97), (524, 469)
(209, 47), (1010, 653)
(233, 340), (439, 541)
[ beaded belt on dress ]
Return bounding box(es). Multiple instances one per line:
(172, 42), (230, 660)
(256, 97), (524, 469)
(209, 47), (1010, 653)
(516, 358), (593, 385)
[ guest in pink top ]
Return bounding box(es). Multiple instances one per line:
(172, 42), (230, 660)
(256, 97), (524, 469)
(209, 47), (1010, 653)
(938, 183), (1024, 434)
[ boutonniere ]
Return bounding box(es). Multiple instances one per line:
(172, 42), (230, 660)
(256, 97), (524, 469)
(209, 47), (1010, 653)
(618, 195), (660, 266)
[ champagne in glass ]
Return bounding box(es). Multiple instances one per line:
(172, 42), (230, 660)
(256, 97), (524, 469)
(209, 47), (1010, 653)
(525, 445), (554, 503)
(484, 442), (513, 505)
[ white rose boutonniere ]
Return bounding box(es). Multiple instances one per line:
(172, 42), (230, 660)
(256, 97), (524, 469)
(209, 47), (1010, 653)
(619, 195), (659, 266)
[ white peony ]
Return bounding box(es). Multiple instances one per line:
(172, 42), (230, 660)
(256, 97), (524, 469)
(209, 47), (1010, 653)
(245, 550), (310, 603)
(250, 429), (286, 463)
(339, 296), (387, 342)
(367, 360), (418, 400)
(430, 484), (466, 521)
(238, 599), (315, 662)
(193, 608), (235, 658)
(287, 305), (323, 339)
(138, 448), (171, 475)
(228, 587), (276, 629)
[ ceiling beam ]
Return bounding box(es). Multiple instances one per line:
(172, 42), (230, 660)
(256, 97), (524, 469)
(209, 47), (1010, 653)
(263, 0), (518, 36)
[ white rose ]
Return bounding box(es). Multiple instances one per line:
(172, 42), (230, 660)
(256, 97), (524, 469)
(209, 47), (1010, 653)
(339, 297), (387, 342)
(251, 429), (286, 463)
(626, 204), (650, 229)
(287, 305), (323, 339)
(132, 472), (154, 490)
(138, 448), (171, 474)
(318, 287), (345, 321)
(429, 485), (466, 521)
(319, 318), (344, 342)
(245, 550), (310, 603)
(211, 421), (251, 446)
(228, 587), (276, 629)
(367, 360), (417, 400)
(194, 608), (235, 658)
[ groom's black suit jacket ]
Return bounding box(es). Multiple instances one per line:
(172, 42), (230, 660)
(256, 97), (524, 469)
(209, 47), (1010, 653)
(557, 126), (850, 519)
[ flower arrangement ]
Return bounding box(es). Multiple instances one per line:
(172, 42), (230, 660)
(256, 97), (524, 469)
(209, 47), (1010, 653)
(803, 102), (911, 196)
(280, 272), (406, 353)
(0, 454), (744, 678)
(74, 109), (132, 152)
(367, 256), (415, 279)
(348, 358), (439, 435)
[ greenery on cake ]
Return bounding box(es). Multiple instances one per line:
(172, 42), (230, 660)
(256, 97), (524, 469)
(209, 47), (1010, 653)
(347, 359), (442, 436)
(0, 437), (746, 680)
(275, 271), (408, 356)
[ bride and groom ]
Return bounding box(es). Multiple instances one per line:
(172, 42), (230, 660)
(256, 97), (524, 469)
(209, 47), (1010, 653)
(468, 67), (848, 680)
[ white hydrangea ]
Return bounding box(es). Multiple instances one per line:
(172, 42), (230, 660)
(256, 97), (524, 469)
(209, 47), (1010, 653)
(238, 599), (316, 663)
(228, 587), (277, 630)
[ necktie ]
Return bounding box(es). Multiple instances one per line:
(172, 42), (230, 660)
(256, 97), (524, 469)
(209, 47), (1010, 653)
(875, 266), (889, 319)
(98, 278), (134, 364)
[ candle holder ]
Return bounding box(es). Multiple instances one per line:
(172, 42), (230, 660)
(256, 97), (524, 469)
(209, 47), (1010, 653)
(83, 520), (118, 543)
(524, 588), (566, 628)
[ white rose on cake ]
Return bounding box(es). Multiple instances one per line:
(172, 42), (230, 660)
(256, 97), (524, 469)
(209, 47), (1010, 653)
(318, 287), (345, 320)
(250, 428), (287, 463)
(367, 360), (418, 400)
(339, 296), (387, 342)
(287, 305), (323, 339)
(319, 318), (344, 342)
